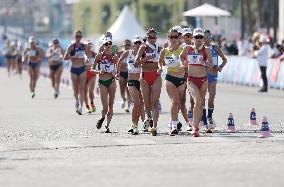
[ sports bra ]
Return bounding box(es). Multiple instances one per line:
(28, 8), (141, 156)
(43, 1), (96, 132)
(70, 43), (85, 59)
(98, 53), (116, 73)
(50, 47), (62, 61)
(86, 51), (96, 65)
(127, 50), (141, 74)
(27, 48), (37, 57)
(187, 45), (207, 66)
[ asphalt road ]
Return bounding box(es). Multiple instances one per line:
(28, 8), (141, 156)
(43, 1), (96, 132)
(0, 68), (283, 187)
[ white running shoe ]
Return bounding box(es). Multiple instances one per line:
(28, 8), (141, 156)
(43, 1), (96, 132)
(208, 118), (217, 129)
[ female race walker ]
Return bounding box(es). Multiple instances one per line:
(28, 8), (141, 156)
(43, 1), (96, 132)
(84, 40), (97, 113)
(92, 37), (118, 133)
(180, 28), (213, 137)
(134, 28), (162, 136)
(118, 35), (145, 135)
(203, 29), (227, 131)
(64, 30), (87, 115)
(117, 39), (132, 113)
(46, 38), (64, 98)
(22, 36), (43, 98)
(159, 28), (186, 136)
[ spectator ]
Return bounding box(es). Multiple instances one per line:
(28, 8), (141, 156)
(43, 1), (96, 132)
(255, 35), (269, 92)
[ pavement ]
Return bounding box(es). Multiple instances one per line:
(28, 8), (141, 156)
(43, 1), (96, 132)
(0, 68), (284, 187)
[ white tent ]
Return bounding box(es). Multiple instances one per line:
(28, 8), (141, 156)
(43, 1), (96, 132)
(97, 6), (145, 46)
(183, 3), (231, 17)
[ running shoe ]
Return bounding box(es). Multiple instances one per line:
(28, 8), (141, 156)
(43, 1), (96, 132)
(125, 107), (130, 113)
(170, 128), (178, 136)
(104, 126), (111, 133)
(177, 122), (182, 132)
(143, 118), (152, 132)
(96, 117), (105, 129)
(87, 108), (92, 114)
(91, 105), (96, 113)
(149, 127), (157, 136)
(31, 92), (35, 98)
(191, 127), (200, 137)
(208, 118), (217, 129)
(54, 92), (58, 99)
(132, 125), (139, 135)
(76, 108), (82, 115)
(205, 128), (213, 133)
(186, 122), (193, 131)
(128, 124), (134, 133)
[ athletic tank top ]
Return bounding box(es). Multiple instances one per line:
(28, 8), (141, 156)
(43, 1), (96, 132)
(209, 45), (218, 67)
(50, 47), (61, 61)
(70, 43), (85, 59)
(98, 53), (116, 73)
(187, 45), (207, 66)
(164, 47), (182, 72)
(27, 48), (37, 57)
(127, 50), (141, 74)
(86, 51), (96, 65)
(143, 42), (160, 63)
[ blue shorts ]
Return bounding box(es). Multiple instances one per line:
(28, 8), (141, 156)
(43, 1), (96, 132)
(207, 74), (218, 84)
(28, 61), (39, 69)
(119, 71), (128, 79)
(70, 66), (86, 77)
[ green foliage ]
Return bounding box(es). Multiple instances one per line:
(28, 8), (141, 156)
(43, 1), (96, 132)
(73, 0), (185, 36)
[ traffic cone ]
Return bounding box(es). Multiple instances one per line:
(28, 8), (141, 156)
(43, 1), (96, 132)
(245, 108), (258, 125)
(259, 116), (271, 138)
(226, 113), (236, 132)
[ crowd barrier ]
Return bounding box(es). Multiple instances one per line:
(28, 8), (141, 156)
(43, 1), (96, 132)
(219, 56), (284, 90)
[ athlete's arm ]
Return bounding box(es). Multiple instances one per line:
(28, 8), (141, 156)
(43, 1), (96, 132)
(216, 46), (227, 72)
(91, 53), (102, 73)
(179, 45), (189, 67)
(113, 54), (119, 75)
(22, 48), (28, 63)
(63, 44), (73, 60)
(134, 45), (146, 68)
(158, 48), (165, 74)
(45, 48), (51, 59)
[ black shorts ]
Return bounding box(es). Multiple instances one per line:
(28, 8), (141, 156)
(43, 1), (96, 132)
(128, 80), (140, 91)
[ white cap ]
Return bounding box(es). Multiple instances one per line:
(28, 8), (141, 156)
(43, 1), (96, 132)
(182, 28), (192, 35)
(102, 37), (112, 44)
(132, 35), (143, 43)
(172, 26), (183, 34)
(193, 28), (204, 37)
(28, 36), (35, 43)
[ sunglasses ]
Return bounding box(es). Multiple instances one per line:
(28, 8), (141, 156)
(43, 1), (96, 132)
(124, 44), (131, 47)
(147, 36), (157, 40)
(205, 35), (213, 40)
(194, 35), (204, 39)
(183, 34), (192, 39)
(168, 35), (179, 39)
(134, 41), (142, 45)
(104, 42), (112, 46)
(75, 35), (82, 38)
(53, 41), (59, 44)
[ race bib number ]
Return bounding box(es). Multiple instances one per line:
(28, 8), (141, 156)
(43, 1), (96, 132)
(187, 54), (203, 65)
(75, 51), (85, 58)
(165, 56), (178, 65)
(100, 59), (116, 73)
(146, 52), (158, 62)
(128, 60), (140, 73)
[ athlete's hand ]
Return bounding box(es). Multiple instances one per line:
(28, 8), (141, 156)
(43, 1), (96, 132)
(216, 65), (223, 72)
(157, 68), (163, 74)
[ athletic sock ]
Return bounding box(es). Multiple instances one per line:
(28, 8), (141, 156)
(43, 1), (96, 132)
(208, 107), (214, 119)
(202, 108), (207, 125)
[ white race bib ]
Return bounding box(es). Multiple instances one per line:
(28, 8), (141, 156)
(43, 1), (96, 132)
(27, 50), (36, 57)
(187, 54), (203, 65)
(75, 50), (85, 59)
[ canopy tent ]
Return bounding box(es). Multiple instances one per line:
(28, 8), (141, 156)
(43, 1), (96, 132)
(97, 6), (145, 47)
(183, 3), (231, 17)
